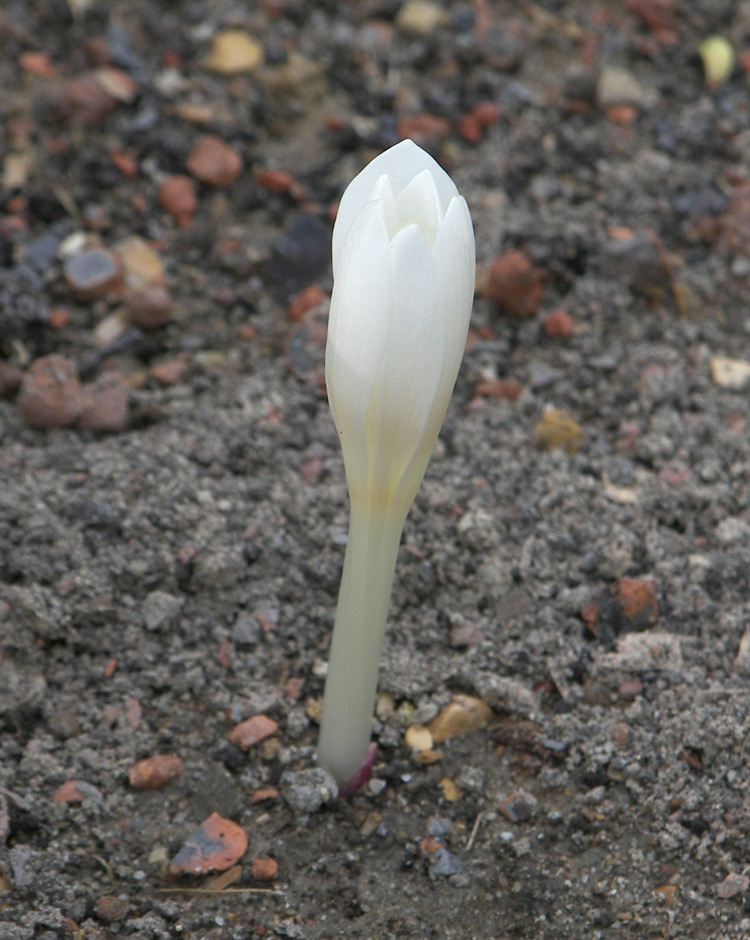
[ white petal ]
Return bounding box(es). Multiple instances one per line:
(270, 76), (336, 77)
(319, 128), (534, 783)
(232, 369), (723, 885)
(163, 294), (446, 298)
(430, 195), (475, 387)
(365, 223), (443, 500)
(326, 197), (394, 495)
(332, 140), (458, 270)
(392, 169), (442, 248)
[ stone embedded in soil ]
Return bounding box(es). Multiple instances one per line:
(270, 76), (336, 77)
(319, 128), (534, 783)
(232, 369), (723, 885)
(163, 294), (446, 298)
(64, 249), (123, 301)
(709, 356), (750, 389)
(230, 714), (279, 750)
(582, 578), (659, 643)
(96, 896), (130, 924)
(204, 29), (264, 74)
(93, 67), (138, 104)
(499, 790), (538, 823)
(129, 754), (185, 790)
(150, 358), (191, 386)
(596, 67), (650, 109)
(483, 251), (543, 318)
(158, 175), (197, 228)
(280, 768), (338, 813)
(115, 236), (165, 290)
(76, 371), (129, 432)
(18, 355), (84, 428)
(405, 724), (434, 753)
(395, 1), (448, 37)
(142, 590), (183, 632)
(716, 872), (749, 899)
(187, 136), (243, 188)
(251, 857), (279, 881)
(532, 409), (585, 455)
(171, 812), (248, 874)
(125, 286), (173, 330)
(428, 695), (493, 745)
(57, 73), (118, 125)
(543, 310), (574, 339)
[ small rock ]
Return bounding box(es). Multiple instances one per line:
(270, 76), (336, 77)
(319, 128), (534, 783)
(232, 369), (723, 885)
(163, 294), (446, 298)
(142, 590), (183, 632)
(405, 725), (434, 753)
(18, 355), (84, 428)
(158, 175), (197, 228)
(438, 778), (461, 802)
(230, 714), (279, 750)
(77, 372), (129, 432)
(150, 358), (190, 386)
(430, 848), (464, 877)
(129, 754), (185, 790)
(532, 409), (585, 455)
(171, 812), (248, 874)
(543, 310), (574, 339)
(710, 356), (750, 389)
(58, 73), (118, 125)
(395, 1), (448, 37)
(716, 872), (749, 899)
(288, 284), (326, 321)
(280, 768), (338, 813)
(187, 136), (243, 188)
(483, 251), (543, 318)
(428, 695), (493, 744)
(597, 67), (650, 109)
(475, 378), (523, 401)
(204, 30), (264, 75)
(700, 36), (735, 91)
(251, 857), (278, 881)
(115, 236), (165, 290)
(64, 248), (123, 301)
(96, 895), (130, 924)
(499, 790), (538, 823)
(125, 286), (173, 330)
(94, 67), (138, 104)
(52, 780), (103, 804)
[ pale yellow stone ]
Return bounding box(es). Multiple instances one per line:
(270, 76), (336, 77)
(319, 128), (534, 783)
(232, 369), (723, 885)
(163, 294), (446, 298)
(700, 36), (735, 90)
(439, 778), (461, 802)
(305, 698), (323, 724)
(376, 691), (396, 720)
(405, 724), (433, 752)
(710, 356), (750, 389)
(428, 695), (493, 744)
(396, 1), (448, 37)
(532, 408), (585, 455)
(205, 30), (264, 75)
(3, 150), (33, 191)
(114, 236), (165, 290)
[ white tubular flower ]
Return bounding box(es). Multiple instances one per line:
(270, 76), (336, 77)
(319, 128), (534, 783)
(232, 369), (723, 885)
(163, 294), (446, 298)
(318, 139), (475, 789)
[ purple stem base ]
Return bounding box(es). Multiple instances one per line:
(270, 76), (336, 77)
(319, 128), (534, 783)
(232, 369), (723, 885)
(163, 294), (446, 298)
(338, 743), (377, 798)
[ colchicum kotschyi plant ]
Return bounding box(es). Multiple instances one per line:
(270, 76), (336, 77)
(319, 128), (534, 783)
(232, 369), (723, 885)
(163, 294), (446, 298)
(318, 139), (476, 790)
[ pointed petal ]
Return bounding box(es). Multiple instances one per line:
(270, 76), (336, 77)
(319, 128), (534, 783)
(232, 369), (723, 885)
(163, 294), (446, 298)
(365, 223), (443, 502)
(393, 169), (442, 248)
(332, 140), (457, 269)
(326, 197), (394, 496)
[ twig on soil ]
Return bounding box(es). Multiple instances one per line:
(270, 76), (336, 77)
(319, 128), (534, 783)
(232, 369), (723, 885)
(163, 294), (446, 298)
(155, 886), (281, 895)
(465, 812), (483, 852)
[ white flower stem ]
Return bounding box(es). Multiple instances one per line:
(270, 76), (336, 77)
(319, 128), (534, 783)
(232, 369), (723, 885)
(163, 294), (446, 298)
(318, 498), (407, 786)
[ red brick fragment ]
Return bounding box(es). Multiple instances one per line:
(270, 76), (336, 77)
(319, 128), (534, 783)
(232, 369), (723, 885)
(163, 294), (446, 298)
(483, 251), (543, 318)
(230, 714), (279, 750)
(129, 754), (185, 790)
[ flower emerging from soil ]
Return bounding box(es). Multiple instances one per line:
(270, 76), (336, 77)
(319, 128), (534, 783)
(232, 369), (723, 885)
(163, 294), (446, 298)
(318, 139), (475, 788)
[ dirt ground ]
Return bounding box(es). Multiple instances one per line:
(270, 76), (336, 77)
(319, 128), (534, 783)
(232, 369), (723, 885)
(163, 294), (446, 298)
(2, 1), (750, 938)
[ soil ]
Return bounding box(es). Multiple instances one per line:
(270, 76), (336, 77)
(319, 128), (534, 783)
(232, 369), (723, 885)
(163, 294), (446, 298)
(2, 1), (750, 938)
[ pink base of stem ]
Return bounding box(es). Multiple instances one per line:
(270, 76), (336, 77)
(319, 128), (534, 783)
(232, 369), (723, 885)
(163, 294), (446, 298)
(338, 743), (377, 798)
